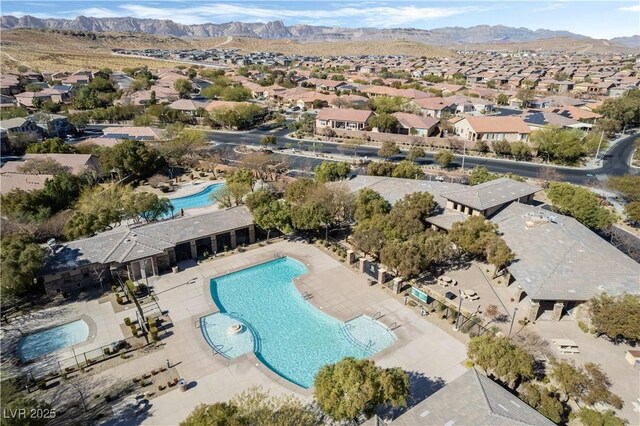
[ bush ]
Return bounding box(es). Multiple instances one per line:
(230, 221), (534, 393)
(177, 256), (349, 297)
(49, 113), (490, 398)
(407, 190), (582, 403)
(116, 294), (124, 305)
(464, 359), (475, 368)
(578, 321), (589, 333)
(103, 348), (111, 356)
(124, 317), (131, 326)
(37, 380), (47, 390)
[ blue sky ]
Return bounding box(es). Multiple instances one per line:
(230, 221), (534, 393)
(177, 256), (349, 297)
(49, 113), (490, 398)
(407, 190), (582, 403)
(2, 1), (639, 38)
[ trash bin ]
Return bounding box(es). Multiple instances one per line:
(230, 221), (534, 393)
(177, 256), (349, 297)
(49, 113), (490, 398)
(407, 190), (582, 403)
(172, 266), (179, 274)
(178, 379), (187, 392)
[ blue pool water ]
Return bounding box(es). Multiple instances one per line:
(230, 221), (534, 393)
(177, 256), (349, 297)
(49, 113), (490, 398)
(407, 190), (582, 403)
(18, 319), (89, 362)
(200, 313), (254, 359)
(168, 183), (224, 211)
(205, 257), (396, 388)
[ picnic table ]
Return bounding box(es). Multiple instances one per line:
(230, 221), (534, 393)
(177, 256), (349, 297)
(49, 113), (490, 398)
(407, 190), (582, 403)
(552, 338), (580, 354)
(462, 289), (479, 300)
(437, 276), (458, 287)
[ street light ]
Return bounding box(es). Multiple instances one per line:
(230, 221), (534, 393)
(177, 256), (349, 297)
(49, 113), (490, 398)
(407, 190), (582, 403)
(454, 289), (463, 331)
(508, 307), (519, 338)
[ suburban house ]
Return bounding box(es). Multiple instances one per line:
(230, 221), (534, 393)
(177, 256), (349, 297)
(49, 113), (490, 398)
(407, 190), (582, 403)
(411, 97), (458, 118)
(454, 116), (531, 143)
(392, 368), (554, 425)
(315, 108), (374, 132)
(168, 99), (209, 115)
(30, 113), (75, 138)
(101, 126), (165, 141)
(0, 153), (99, 176)
(39, 207), (256, 296)
(0, 117), (41, 144)
(391, 112), (439, 136)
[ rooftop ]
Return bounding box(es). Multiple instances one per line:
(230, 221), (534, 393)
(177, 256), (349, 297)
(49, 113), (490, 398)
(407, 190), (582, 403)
(463, 116), (531, 134)
(440, 177), (541, 212)
(41, 207), (255, 274)
(316, 107), (374, 123)
(490, 202), (640, 301)
(392, 368), (555, 426)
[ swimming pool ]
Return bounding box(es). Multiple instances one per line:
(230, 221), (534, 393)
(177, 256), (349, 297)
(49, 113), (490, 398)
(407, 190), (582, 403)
(204, 257), (396, 388)
(17, 319), (90, 362)
(168, 183), (224, 211)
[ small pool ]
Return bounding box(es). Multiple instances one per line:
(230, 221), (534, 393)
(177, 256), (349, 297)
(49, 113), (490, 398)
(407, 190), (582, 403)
(17, 319), (90, 362)
(204, 257), (396, 388)
(168, 183), (224, 211)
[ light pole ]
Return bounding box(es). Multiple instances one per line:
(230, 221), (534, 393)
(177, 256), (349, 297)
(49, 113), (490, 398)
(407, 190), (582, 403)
(595, 130), (605, 161)
(508, 307), (519, 338)
(454, 289), (463, 331)
(461, 138), (467, 172)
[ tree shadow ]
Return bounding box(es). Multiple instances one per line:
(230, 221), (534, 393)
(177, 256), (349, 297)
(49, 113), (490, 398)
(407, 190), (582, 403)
(377, 371), (446, 420)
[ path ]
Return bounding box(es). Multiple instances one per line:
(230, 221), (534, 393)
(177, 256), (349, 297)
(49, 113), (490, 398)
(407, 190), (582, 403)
(213, 36), (233, 48)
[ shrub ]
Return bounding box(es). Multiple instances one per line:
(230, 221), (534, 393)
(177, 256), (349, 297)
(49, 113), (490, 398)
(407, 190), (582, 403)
(151, 330), (158, 342)
(111, 285), (117, 292)
(464, 359), (475, 368)
(578, 321), (589, 333)
(37, 380), (47, 390)
(124, 317), (131, 326)
(116, 294), (124, 305)
(103, 348), (111, 356)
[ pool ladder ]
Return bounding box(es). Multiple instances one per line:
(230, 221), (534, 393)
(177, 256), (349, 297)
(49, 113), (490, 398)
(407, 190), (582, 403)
(387, 322), (399, 331)
(372, 311), (384, 321)
(302, 292), (313, 300)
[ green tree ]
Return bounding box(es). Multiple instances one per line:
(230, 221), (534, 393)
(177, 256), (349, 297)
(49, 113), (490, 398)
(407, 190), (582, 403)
(352, 215), (387, 257)
(314, 357), (409, 421)
(220, 86), (251, 102)
(0, 234), (45, 298)
(573, 408), (628, 426)
(467, 334), (533, 388)
(41, 172), (84, 213)
(181, 386), (318, 426)
(73, 86), (102, 110)
(624, 201), (640, 223)
(124, 192), (172, 223)
(496, 94), (509, 105)
(406, 146), (425, 162)
(87, 76), (115, 92)
(260, 134), (277, 148)
(492, 140), (512, 157)
(378, 140), (400, 160)
(549, 358), (623, 409)
(26, 137), (73, 154)
(65, 186), (134, 238)
(314, 161), (350, 183)
(381, 239), (423, 277)
(608, 175), (640, 202)
(370, 113), (399, 133)
(531, 127), (585, 165)
(546, 182), (616, 230)
(160, 128), (207, 169)
(519, 383), (564, 424)
(449, 216), (499, 257)
(0, 106), (29, 120)
(173, 78), (193, 98)
(367, 161), (397, 176)
(517, 88), (535, 108)
(589, 293), (640, 342)
(596, 89), (640, 128)
(371, 96), (406, 114)
(510, 141), (531, 161)
(468, 166), (499, 185)
(485, 235), (515, 278)
(354, 188), (390, 222)
(434, 150), (454, 168)
(391, 160), (423, 179)
(101, 139), (159, 179)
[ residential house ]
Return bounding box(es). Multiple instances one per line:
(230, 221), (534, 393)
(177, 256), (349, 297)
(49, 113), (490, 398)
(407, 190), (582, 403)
(411, 97), (458, 118)
(391, 112), (439, 136)
(30, 113), (76, 138)
(0, 153), (99, 176)
(454, 116), (531, 142)
(168, 99), (209, 115)
(0, 117), (40, 145)
(315, 108), (374, 132)
(101, 126), (165, 141)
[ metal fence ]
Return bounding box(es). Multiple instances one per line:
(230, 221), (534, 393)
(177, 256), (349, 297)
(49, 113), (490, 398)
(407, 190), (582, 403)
(408, 286), (493, 337)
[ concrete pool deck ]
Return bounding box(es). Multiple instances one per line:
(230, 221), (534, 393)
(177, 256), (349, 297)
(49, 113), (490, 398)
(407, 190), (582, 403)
(134, 241), (468, 424)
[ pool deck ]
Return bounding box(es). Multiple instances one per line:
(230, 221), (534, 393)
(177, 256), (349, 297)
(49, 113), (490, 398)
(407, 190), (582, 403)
(130, 241), (468, 424)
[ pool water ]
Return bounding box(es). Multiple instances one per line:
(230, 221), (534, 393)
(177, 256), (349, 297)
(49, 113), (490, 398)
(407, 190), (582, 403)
(17, 319), (90, 362)
(205, 257), (396, 388)
(200, 313), (254, 359)
(168, 183), (224, 211)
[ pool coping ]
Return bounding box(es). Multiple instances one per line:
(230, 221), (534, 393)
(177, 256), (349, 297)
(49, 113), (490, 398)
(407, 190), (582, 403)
(17, 314), (98, 362)
(196, 250), (397, 395)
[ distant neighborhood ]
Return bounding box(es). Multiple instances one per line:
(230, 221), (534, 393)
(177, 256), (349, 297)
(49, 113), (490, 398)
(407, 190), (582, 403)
(0, 33), (639, 426)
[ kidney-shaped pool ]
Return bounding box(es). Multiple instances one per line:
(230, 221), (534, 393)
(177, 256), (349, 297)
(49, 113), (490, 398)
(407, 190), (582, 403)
(202, 257), (396, 388)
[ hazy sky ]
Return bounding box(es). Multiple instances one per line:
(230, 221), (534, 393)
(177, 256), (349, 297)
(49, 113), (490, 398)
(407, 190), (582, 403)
(3, 1), (640, 39)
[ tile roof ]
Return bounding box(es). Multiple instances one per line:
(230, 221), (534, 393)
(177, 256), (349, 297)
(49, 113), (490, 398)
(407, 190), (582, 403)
(491, 202), (640, 301)
(0, 173), (52, 194)
(392, 112), (439, 130)
(464, 116), (531, 134)
(440, 178), (541, 212)
(316, 108), (374, 123)
(41, 207), (255, 274)
(392, 369), (555, 426)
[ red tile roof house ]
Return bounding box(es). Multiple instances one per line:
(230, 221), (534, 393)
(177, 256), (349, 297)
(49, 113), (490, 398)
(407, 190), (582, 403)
(410, 97), (459, 118)
(315, 108), (374, 132)
(453, 116), (531, 143)
(391, 112), (439, 136)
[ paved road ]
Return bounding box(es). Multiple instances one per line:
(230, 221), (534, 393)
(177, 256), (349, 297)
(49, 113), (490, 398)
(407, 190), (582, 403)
(208, 127), (639, 185)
